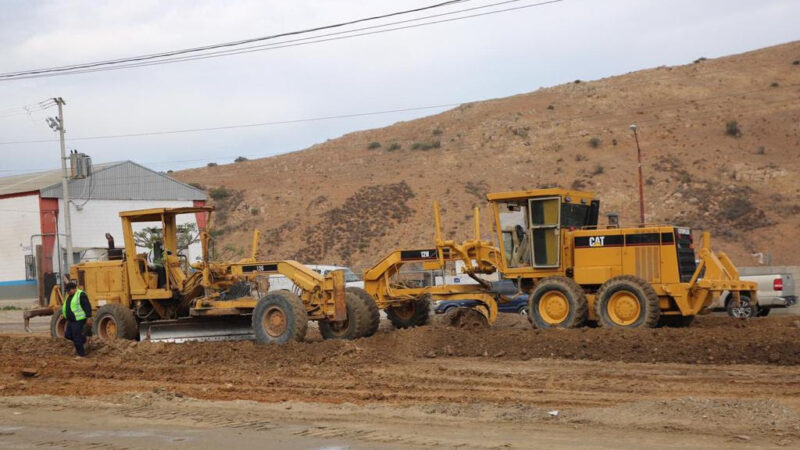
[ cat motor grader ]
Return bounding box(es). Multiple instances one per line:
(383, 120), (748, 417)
(23, 206), (378, 343)
(363, 188), (757, 329)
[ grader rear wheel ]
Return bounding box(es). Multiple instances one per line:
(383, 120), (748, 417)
(49, 313), (67, 339)
(252, 291), (308, 344)
(595, 275), (660, 328)
(528, 277), (588, 329)
(386, 296), (430, 329)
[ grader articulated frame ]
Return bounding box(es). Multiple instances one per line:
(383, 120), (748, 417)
(25, 207), (378, 343)
(363, 188), (757, 329)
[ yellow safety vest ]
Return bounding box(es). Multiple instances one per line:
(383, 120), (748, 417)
(62, 289), (87, 321)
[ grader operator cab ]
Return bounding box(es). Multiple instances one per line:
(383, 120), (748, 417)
(364, 188), (757, 329)
(24, 206), (378, 343)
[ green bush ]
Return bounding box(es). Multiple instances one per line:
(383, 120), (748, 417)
(207, 162), (218, 167)
(209, 186), (230, 200)
(250, 207), (259, 215)
(367, 141), (381, 149)
(432, 128), (443, 135)
(234, 156), (248, 162)
(411, 140), (441, 151)
(388, 143), (401, 151)
(725, 120), (741, 137)
(588, 137), (601, 148)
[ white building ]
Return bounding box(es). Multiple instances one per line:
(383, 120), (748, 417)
(0, 161), (206, 299)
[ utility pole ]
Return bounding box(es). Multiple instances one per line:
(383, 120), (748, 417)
(629, 124), (645, 226)
(52, 98), (73, 273)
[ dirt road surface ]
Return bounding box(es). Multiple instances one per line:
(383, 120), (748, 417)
(1, 315), (799, 448)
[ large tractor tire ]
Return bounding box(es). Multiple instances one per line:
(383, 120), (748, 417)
(726, 293), (758, 318)
(386, 296), (430, 329)
(528, 276), (588, 329)
(319, 291), (370, 340)
(346, 287), (380, 337)
(252, 291), (308, 344)
(595, 275), (660, 328)
(93, 304), (139, 340)
(50, 313), (67, 339)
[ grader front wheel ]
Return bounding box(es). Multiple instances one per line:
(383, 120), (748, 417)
(319, 291), (370, 340)
(346, 287), (380, 337)
(93, 304), (138, 340)
(595, 275), (660, 328)
(528, 277), (588, 329)
(252, 291), (308, 344)
(386, 296), (430, 329)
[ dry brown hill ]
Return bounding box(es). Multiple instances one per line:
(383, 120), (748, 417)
(175, 41), (800, 271)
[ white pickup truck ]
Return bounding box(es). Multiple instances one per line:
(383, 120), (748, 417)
(267, 265), (364, 291)
(711, 272), (796, 318)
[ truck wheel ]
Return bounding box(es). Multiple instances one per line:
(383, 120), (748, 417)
(528, 276), (588, 329)
(595, 275), (660, 328)
(93, 304), (139, 340)
(252, 291), (308, 344)
(320, 291), (368, 340)
(346, 287), (380, 337)
(726, 294), (757, 318)
(386, 296), (430, 329)
(50, 313), (67, 339)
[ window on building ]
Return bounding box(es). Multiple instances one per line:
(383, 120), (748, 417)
(25, 255), (36, 280)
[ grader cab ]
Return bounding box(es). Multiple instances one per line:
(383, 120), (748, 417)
(25, 206), (378, 343)
(363, 188), (757, 329)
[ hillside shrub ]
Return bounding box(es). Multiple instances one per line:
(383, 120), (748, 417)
(207, 162), (218, 167)
(234, 156), (248, 162)
(411, 140), (441, 151)
(388, 143), (401, 151)
(209, 186), (230, 200)
(367, 141), (381, 149)
(588, 137), (601, 148)
(725, 120), (741, 137)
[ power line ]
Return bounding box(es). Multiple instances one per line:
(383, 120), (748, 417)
(3, 79), (793, 148)
(0, 103), (461, 146)
(0, 1), (471, 79)
(0, 0), (564, 80)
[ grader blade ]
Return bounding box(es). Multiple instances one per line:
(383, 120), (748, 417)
(139, 317), (254, 343)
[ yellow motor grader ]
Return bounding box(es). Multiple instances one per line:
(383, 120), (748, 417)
(24, 206), (378, 343)
(363, 188), (757, 329)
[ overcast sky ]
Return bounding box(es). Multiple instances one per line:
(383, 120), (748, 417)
(0, 0), (798, 176)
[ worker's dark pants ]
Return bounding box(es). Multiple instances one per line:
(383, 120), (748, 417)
(64, 319), (87, 357)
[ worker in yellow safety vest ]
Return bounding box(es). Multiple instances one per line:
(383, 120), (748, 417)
(62, 282), (92, 357)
